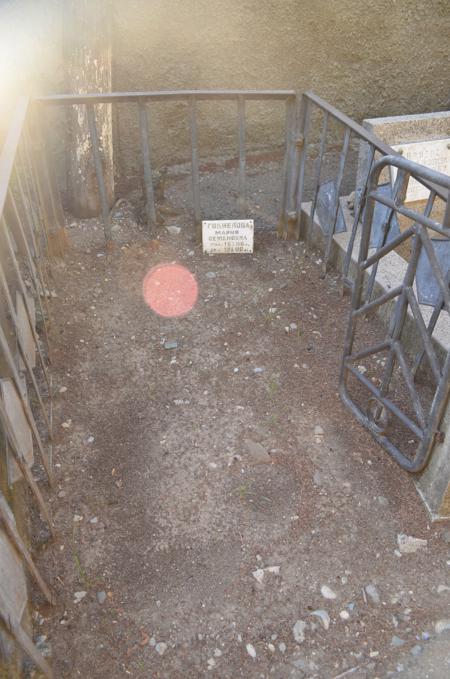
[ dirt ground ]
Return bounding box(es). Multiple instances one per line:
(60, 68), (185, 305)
(31, 166), (450, 679)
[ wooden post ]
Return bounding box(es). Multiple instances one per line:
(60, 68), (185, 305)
(64, 0), (114, 218)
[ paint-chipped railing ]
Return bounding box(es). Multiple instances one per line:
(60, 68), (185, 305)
(285, 92), (449, 285)
(340, 155), (450, 472)
(38, 89), (298, 244)
(0, 96), (66, 678)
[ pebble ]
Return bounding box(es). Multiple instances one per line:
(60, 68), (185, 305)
(435, 619), (450, 634)
(73, 591), (87, 604)
(397, 533), (427, 554)
(244, 439), (272, 465)
(166, 225), (181, 235)
(213, 648), (222, 657)
(253, 367), (264, 374)
(314, 426), (324, 443)
(59, 386), (67, 394)
(410, 645), (423, 656)
(207, 658), (216, 670)
(278, 642), (286, 653)
(365, 584), (380, 605)
(246, 643), (256, 658)
(73, 514), (83, 522)
(320, 585), (337, 600)
(292, 620), (307, 643)
(96, 591), (106, 604)
(339, 610), (350, 620)
(310, 609), (330, 630)
(267, 643), (275, 652)
(391, 636), (406, 647)
(86, 435), (95, 444)
(155, 642), (167, 655)
(164, 340), (178, 350)
(206, 271), (217, 279)
(57, 490), (66, 499)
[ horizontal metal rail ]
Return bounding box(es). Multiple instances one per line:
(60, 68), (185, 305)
(36, 89), (296, 105)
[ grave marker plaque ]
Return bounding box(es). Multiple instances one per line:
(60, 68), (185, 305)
(391, 139), (450, 202)
(202, 219), (254, 254)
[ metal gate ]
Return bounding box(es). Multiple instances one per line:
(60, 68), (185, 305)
(339, 155), (450, 472)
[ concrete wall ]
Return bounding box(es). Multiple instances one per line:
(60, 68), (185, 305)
(111, 0), (450, 184)
(1, 0), (450, 194)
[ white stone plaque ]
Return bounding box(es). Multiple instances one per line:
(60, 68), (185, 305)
(1, 377), (34, 485)
(391, 139), (450, 202)
(202, 219), (254, 254)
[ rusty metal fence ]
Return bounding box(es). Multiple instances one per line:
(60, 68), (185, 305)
(0, 96), (67, 678)
(38, 89), (297, 243)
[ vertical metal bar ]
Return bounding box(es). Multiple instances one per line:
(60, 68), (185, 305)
(0, 491), (53, 603)
(21, 129), (51, 256)
(0, 256), (51, 433)
(1, 216), (51, 387)
(138, 102), (157, 235)
(294, 96), (311, 240)
(307, 110), (329, 249)
(0, 317), (52, 483)
(323, 127), (351, 271)
(8, 190), (51, 339)
(278, 95), (297, 238)
(342, 144), (376, 284)
(237, 95), (246, 217)
(189, 96), (201, 241)
(86, 104), (112, 244)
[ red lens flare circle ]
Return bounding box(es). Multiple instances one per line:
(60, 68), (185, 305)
(143, 263), (198, 318)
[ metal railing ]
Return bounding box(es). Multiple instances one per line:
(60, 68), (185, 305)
(286, 91), (449, 281)
(0, 96), (65, 679)
(340, 155), (450, 471)
(38, 89), (297, 243)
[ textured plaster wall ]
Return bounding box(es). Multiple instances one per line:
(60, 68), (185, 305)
(112, 0), (450, 183)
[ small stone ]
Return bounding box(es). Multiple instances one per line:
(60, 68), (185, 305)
(253, 367), (264, 374)
(357, 365), (367, 374)
(89, 517), (98, 524)
(391, 636), (406, 647)
(57, 490), (66, 499)
(213, 648), (222, 657)
(244, 439), (271, 465)
(377, 495), (389, 506)
(164, 340), (178, 350)
(435, 619), (450, 634)
(86, 435), (95, 444)
(73, 514), (83, 522)
(339, 610), (350, 620)
(61, 421), (71, 429)
(293, 620), (307, 643)
(320, 585), (337, 600)
(96, 591), (106, 604)
(310, 609), (330, 630)
(267, 643), (275, 652)
(246, 643), (256, 658)
(155, 642), (167, 655)
(365, 584), (380, 605)
(289, 323), (298, 331)
(314, 426), (324, 443)
(206, 271), (217, 279)
(59, 386), (67, 394)
(278, 642), (286, 653)
(166, 225), (181, 235)
(410, 645), (423, 656)
(207, 658), (216, 670)
(397, 533), (427, 554)
(252, 568), (264, 584)
(73, 591), (87, 604)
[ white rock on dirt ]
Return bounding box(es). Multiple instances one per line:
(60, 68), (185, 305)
(73, 591), (87, 604)
(310, 609), (330, 630)
(397, 533), (428, 554)
(435, 619), (450, 634)
(365, 584), (381, 605)
(155, 642), (167, 655)
(246, 643), (256, 658)
(292, 620), (307, 643)
(320, 585), (337, 600)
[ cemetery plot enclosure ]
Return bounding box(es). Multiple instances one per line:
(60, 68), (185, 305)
(1, 90), (450, 676)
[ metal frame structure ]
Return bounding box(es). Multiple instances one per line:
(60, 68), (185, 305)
(340, 155), (450, 472)
(287, 92), (448, 277)
(38, 89), (297, 243)
(0, 97), (62, 678)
